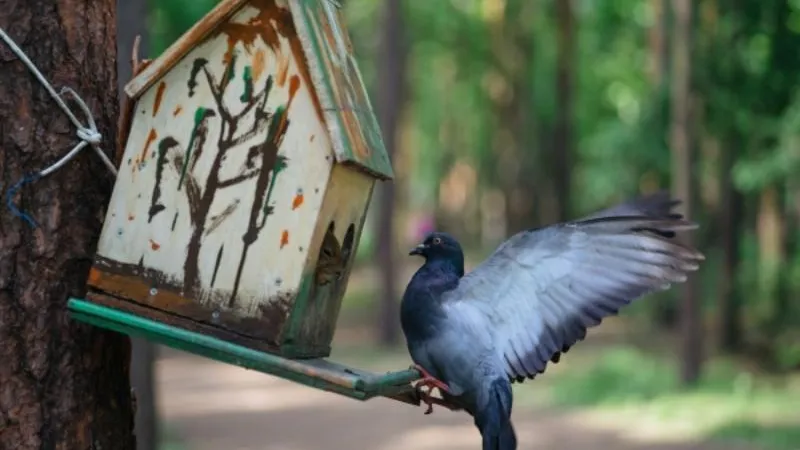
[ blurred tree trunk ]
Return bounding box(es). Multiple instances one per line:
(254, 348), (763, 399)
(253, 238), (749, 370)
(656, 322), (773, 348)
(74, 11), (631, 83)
(117, 1), (159, 448)
(552, 0), (574, 222)
(0, 1), (136, 449)
(648, 0), (668, 86)
(648, 0), (679, 330)
(375, 0), (407, 345)
(669, 0), (703, 386)
(717, 136), (743, 353)
(757, 186), (787, 345)
(490, 0), (540, 233)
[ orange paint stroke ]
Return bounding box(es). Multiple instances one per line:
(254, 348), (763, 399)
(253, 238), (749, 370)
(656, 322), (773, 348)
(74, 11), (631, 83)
(287, 75), (300, 107)
(141, 128), (158, 164)
(292, 192), (304, 210)
(149, 239), (161, 251)
(153, 81), (167, 117)
(252, 48), (266, 81)
(87, 268), (102, 286)
(280, 230), (289, 249)
(173, 105), (183, 116)
(276, 55), (290, 87)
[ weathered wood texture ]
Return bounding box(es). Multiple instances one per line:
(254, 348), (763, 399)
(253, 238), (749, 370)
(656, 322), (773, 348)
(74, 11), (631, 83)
(291, 0), (393, 179)
(0, 1), (135, 449)
(88, 0), (380, 358)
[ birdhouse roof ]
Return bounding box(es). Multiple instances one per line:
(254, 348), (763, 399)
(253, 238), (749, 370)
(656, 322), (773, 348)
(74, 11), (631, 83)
(124, 0), (393, 180)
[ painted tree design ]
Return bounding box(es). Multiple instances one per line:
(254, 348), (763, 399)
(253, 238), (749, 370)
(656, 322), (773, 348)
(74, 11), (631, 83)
(147, 53), (292, 301)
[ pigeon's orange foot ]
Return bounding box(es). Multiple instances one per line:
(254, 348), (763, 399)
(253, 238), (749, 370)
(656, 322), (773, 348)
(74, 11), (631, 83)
(415, 385), (454, 415)
(412, 364), (450, 394)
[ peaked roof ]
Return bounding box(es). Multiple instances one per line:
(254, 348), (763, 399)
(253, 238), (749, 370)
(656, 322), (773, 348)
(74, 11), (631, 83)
(124, 0), (394, 180)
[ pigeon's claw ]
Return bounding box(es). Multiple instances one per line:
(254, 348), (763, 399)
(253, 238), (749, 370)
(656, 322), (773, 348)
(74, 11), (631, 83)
(415, 384), (454, 415)
(412, 364), (450, 394)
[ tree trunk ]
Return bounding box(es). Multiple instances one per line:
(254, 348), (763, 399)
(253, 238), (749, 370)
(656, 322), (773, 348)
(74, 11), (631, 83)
(553, 0), (574, 223)
(117, 1), (159, 448)
(757, 186), (786, 341)
(375, 0), (406, 345)
(648, 0), (669, 86)
(669, 0), (703, 386)
(717, 136), (743, 352)
(0, 2), (135, 449)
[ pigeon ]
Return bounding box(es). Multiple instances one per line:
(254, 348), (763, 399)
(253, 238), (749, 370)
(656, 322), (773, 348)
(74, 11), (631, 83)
(400, 191), (704, 450)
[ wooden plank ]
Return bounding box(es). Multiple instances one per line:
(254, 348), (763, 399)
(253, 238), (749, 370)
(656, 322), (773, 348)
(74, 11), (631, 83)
(68, 297), (421, 402)
(289, 0), (395, 179)
(124, 0), (250, 98)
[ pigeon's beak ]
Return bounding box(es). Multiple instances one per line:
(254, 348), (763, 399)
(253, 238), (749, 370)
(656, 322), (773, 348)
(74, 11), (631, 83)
(409, 244), (427, 256)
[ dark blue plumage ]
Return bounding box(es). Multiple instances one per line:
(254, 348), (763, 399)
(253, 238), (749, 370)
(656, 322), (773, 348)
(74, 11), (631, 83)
(401, 232), (518, 450)
(399, 192), (705, 450)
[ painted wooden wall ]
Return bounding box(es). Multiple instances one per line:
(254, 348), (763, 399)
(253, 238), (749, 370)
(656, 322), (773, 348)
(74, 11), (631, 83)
(94, 0), (336, 323)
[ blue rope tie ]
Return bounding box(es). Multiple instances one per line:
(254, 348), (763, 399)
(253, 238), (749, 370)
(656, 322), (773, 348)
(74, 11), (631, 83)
(6, 173), (42, 228)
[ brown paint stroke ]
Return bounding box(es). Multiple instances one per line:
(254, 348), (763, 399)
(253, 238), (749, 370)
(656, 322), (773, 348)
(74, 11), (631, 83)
(173, 105), (183, 116)
(153, 81), (167, 116)
(205, 200), (239, 235)
(210, 244), (224, 289)
(149, 239), (161, 250)
(140, 128), (158, 165)
(215, 0), (323, 121)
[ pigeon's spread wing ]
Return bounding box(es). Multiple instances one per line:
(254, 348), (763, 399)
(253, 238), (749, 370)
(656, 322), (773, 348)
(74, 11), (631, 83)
(446, 215), (703, 383)
(579, 190), (681, 222)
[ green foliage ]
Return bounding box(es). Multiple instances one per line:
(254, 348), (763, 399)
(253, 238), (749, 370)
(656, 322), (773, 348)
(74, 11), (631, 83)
(149, 0), (800, 378)
(711, 422), (800, 450)
(538, 345), (800, 449)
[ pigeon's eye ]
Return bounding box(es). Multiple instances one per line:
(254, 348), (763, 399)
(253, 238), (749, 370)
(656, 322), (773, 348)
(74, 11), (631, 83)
(432, 237), (442, 245)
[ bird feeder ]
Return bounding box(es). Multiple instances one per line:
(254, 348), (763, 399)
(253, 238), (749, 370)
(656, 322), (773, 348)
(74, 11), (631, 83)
(68, 0), (419, 405)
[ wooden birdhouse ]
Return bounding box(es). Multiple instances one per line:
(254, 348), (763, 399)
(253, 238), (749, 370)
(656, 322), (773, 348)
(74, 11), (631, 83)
(82, 0), (394, 360)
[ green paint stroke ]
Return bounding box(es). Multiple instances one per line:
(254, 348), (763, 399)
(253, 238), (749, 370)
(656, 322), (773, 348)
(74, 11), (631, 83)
(225, 52), (238, 85)
(240, 66), (254, 103)
(178, 107), (209, 190)
(261, 105), (290, 217)
(262, 155), (288, 218)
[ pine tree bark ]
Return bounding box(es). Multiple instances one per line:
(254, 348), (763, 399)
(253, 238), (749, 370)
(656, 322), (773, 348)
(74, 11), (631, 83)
(0, 1), (135, 449)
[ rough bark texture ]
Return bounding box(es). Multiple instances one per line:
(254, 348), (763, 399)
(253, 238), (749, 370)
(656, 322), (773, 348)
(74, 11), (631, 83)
(375, 0), (406, 345)
(0, 1), (135, 449)
(116, 1), (159, 449)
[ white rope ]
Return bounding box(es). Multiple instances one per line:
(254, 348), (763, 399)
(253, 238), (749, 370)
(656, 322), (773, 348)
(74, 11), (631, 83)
(0, 28), (118, 178)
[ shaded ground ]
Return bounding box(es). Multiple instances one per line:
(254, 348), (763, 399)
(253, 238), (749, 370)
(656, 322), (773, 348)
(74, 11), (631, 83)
(156, 347), (758, 450)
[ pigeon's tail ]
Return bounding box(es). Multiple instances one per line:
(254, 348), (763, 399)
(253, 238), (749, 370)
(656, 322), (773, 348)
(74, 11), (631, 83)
(475, 378), (517, 450)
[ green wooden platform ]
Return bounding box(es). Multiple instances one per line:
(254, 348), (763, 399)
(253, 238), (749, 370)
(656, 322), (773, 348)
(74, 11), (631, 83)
(67, 298), (421, 405)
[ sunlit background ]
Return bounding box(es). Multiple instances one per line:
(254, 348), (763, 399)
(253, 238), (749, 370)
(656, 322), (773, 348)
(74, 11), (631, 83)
(123, 0), (800, 449)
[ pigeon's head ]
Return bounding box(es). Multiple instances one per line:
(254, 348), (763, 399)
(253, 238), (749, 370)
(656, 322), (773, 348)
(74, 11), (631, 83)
(409, 232), (464, 274)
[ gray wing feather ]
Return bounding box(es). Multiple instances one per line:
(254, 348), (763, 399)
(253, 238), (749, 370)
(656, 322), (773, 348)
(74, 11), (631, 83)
(442, 214), (703, 383)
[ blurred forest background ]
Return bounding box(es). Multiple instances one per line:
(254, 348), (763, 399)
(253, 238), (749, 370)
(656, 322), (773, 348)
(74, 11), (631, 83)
(130, 0), (800, 449)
